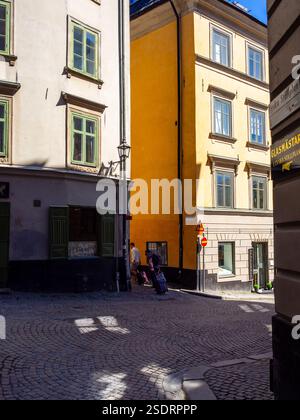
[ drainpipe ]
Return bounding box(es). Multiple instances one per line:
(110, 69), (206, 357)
(169, 0), (184, 276)
(118, 0), (131, 291)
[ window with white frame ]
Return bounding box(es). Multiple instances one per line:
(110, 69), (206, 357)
(252, 176), (267, 210)
(214, 97), (232, 137)
(248, 46), (263, 81)
(250, 109), (266, 145)
(212, 29), (231, 67)
(216, 171), (234, 209)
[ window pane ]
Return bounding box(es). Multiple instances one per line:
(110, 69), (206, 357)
(74, 55), (83, 71)
(218, 243), (234, 276)
(74, 40), (83, 57)
(0, 19), (5, 37)
(213, 30), (229, 66)
(86, 46), (95, 61)
(217, 185), (224, 207)
(0, 103), (5, 119)
(216, 172), (233, 208)
(249, 48), (263, 80)
(74, 26), (83, 42)
(86, 59), (95, 76)
(73, 133), (83, 162)
(214, 98), (231, 136)
(253, 177), (266, 210)
(253, 189), (258, 209)
(0, 5), (6, 20)
(86, 136), (95, 164)
(225, 185), (232, 207)
(224, 174), (231, 186)
(73, 117), (83, 132)
(250, 110), (265, 144)
(86, 32), (96, 47)
(86, 120), (95, 134)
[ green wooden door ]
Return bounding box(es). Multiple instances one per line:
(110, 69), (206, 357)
(0, 202), (10, 288)
(98, 214), (115, 257)
(49, 207), (69, 259)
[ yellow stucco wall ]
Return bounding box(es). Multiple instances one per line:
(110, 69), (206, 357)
(130, 20), (180, 267)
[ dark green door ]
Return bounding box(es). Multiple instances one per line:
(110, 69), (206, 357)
(98, 214), (115, 257)
(0, 202), (10, 288)
(49, 207), (69, 259)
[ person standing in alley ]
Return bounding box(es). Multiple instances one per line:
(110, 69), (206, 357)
(130, 243), (141, 284)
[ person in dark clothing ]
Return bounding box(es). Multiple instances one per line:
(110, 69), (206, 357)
(145, 250), (162, 290)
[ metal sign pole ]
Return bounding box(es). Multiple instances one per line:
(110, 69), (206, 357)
(197, 237), (201, 291)
(203, 238), (206, 293)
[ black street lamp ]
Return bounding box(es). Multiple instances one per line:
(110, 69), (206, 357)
(118, 141), (131, 163)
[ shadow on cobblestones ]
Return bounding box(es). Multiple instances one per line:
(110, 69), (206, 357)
(0, 286), (274, 400)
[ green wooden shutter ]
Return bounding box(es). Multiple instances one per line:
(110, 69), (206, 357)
(98, 214), (115, 257)
(0, 202), (10, 288)
(49, 207), (69, 259)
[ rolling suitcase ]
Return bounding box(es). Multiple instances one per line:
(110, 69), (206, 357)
(155, 271), (168, 295)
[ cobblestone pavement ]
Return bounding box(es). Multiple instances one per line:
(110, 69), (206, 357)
(0, 286), (274, 400)
(205, 360), (274, 400)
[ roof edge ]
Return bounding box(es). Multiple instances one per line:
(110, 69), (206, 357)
(130, 0), (267, 28)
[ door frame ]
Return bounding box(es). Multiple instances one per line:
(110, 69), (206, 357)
(252, 242), (269, 290)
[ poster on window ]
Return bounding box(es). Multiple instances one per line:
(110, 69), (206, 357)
(69, 242), (97, 258)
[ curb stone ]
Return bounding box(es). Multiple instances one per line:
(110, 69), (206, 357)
(162, 353), (273, 401)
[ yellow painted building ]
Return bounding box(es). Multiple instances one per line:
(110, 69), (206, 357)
(130, 0), (274, 292)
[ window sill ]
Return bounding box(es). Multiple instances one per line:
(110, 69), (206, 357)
(209, 133), (237, 144)
(0, 156), (9, 164)
(218, 275), (236, 280)
(0, 80), (21, 95)
(0, 53), (18, 66)
(64, 67), (104, 89)
(246, 141), (269, 151)
(68, 163), (99, 175)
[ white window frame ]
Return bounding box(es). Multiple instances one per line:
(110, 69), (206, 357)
(210, 25), (233, 68)
(249, 107), (266, 145)
(218, 242), (236, 278)
(251, 174), (268, 211)
(212, 95), (233, 138)
(246, 43), (265, 82)
(215, 170), (235, 209)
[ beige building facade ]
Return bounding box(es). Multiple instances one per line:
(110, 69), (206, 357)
(194, 1), (274, 291)
(0, 0), (131, 292)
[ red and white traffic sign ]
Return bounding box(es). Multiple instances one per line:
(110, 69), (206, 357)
(197, 224), (205, 236)
(201, 237), (208, 248)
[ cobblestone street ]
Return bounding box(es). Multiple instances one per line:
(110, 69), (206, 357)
(0, 286), (274, 400)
